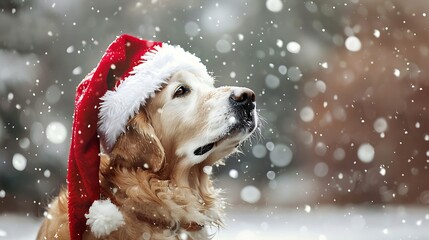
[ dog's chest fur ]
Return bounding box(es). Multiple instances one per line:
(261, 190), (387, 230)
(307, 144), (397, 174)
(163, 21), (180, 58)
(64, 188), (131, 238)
(98, 167), (224, 239)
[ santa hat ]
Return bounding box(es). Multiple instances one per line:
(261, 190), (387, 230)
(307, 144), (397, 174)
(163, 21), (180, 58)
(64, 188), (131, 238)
(67, 34), (212, 239)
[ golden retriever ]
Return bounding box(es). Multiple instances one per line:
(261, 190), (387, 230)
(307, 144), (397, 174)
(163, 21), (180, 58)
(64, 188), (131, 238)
(37, 70), (258, 239)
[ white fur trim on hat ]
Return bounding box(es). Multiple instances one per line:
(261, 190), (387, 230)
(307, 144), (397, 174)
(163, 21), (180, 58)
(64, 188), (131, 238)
(98, 44), (213, 150)
(85, 199), (125, 238)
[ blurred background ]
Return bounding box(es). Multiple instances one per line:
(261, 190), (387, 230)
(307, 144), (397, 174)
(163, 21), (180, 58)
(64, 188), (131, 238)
(1, 0), (429, 239)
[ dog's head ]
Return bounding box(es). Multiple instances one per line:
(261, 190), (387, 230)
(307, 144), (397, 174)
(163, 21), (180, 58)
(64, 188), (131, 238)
(108, 70), (257, 183)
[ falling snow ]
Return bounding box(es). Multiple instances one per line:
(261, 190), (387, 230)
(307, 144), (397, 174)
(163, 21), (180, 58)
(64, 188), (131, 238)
(278, 65), (287, 75)
(216, 39), (231, 53)
(72, 66), (82, 75)
(265, 74), (280, 89)
(46, 121), (67, 144)
(300, 106), (315, 122)
(379, 166), (386, 176)
(266, 0), (283, 13)
(373, 118), (388, 133)
(43, 169), (51, 178)
(240, 185), (261, 204)
(1, 1), (429, 239)
(252, 144), (267, 159)
(185, 22), (199, 37)
(269, 144), (293, 167)
(12, 153), (27, 171)
(286, 41), (301, 54)
(345, 36), (362, 52)
(229, 169), (239, 179)
(357, 143), (375, 163)
(66, 45), (75, 53)
(393, 68), (401, 77)
(276, 39), (283, 48)
(373, 29), (381, 38)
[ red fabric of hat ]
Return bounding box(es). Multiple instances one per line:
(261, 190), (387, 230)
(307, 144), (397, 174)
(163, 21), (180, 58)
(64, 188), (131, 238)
(67, 34), (161, 239)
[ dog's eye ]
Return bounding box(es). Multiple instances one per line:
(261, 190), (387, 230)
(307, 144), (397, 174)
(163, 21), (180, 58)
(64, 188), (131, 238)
(173, 85), (190, 98)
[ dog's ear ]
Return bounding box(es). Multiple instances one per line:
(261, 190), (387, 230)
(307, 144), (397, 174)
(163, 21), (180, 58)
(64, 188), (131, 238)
(109, 111), (165, 172)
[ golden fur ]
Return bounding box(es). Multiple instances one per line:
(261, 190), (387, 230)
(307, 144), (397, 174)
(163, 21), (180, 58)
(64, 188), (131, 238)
(37, 71), (257, 239)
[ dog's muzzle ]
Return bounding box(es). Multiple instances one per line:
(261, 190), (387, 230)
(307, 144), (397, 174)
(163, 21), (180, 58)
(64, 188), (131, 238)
(193, 87), (257, 156)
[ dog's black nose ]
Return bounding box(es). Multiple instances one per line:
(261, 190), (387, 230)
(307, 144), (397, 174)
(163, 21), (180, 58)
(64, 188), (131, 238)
(229, 87), (256, 112)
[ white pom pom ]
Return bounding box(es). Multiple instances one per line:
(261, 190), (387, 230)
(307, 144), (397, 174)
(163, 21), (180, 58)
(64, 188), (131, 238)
(85, 199), (125, 238)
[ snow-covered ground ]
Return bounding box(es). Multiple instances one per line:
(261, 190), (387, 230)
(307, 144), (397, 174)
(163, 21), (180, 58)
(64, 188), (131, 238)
(215, 206), (429, 240)
(1, 206), (428, 240)
(0, 214), (40, 240)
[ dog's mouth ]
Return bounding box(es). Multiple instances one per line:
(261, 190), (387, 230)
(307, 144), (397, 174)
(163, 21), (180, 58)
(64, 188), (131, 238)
(194, 142), (215, 156)
(193, 111), (257, 156)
